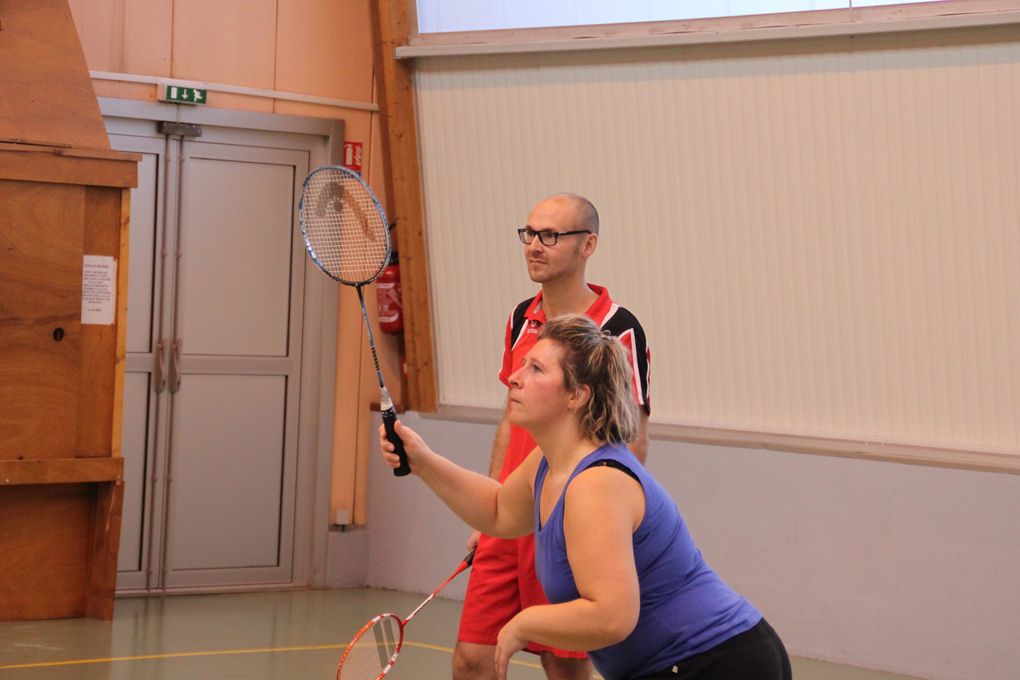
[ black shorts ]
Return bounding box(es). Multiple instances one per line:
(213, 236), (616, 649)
(637, 618), (792, 680)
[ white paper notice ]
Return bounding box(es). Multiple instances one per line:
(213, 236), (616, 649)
(82, 255), (117, 325)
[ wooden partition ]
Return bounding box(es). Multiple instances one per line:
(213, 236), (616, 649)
(0, 0), (138, 620)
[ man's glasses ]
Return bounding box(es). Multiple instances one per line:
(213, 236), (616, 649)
(517, 227), (592, 247)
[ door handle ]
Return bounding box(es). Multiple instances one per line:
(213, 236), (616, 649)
(155, 339), (167, 394)
(169, 338), (183, 394)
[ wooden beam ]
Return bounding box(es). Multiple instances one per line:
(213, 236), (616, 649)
(0, 458), (123, 485)
(77, 187), (121, 457)
(0, 144), (139, 188)
(370, 0), (437, 412)
(112, 189), (131, 458)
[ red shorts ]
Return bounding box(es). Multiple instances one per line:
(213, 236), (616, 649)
(458, 533), (587, 659)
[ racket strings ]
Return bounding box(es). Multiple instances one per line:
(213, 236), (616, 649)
(337, 615), (401, 680)
(301, 169), (390, 284)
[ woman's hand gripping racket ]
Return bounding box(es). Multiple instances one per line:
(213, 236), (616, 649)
(336, 549), (475, 680)
(299, 166), (410, 476)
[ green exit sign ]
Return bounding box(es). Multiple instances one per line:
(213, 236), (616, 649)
(160, 84), (207, 105)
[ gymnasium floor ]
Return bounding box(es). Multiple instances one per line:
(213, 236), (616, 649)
(0, 589), (924, 680)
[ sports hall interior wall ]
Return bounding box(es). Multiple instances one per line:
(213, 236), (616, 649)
(417, 26), (1020, 466)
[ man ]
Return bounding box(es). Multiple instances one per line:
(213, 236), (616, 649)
(453, 193), (651, 680)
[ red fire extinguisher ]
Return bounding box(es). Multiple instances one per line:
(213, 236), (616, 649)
(377, 253), (403, 334)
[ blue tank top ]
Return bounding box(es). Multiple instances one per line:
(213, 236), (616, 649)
(534, 443), (761, 680)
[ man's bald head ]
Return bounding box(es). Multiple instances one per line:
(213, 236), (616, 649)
(535, 193), (600, 236)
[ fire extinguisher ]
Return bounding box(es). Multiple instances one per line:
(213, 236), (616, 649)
(377, 252), (403, 334)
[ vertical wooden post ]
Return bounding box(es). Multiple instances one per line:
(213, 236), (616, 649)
(84, 479), (124, 620)
(112, 189), (131, 458)
(370, 0), (438, 412)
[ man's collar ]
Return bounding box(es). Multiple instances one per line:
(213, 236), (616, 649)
(525, 284), (609, 324)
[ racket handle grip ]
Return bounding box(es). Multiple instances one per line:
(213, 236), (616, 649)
(382, 407), (411, 477)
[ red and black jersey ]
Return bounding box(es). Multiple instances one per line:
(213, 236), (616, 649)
(496, 284), (651, 481)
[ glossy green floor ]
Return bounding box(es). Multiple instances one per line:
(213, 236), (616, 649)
(0, 589), (924, 680)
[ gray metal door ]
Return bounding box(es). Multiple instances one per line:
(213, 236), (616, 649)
(109, 123), (311, 590)
(109, 129), (165, 591)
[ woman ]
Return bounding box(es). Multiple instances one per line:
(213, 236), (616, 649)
(379, 315), (791, 680)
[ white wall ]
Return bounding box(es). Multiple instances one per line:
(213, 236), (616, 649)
(414, 0), (942, 33)
(364, 413), (494, 600)
(414, 26), (1020, 457)
(364, 412), (1020, 680)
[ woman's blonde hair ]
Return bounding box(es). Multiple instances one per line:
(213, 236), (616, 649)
(538, 314), (639, 444)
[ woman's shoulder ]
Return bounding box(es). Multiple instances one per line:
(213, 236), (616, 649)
(572, 443), (644, 488)
(565, 444), (646, 529)
(583, 442), (642, 470)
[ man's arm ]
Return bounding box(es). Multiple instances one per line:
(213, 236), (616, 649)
(467, 402), (512, 549)
(489, 402), (512, 479)
(629, 410), (649, 464)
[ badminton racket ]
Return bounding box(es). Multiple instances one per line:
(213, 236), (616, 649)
(299, 165), (410, 476)
(336, 549), (475, 680)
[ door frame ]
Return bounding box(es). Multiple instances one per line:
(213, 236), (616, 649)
(101, 97), (342, 591)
